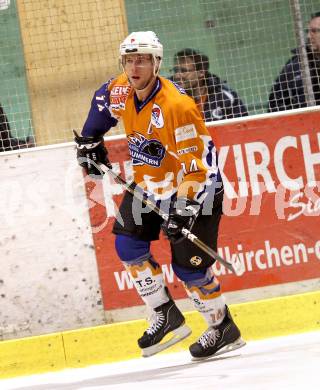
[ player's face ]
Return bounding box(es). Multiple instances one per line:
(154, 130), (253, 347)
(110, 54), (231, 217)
(307, 17), (320, 54)
(123, 54), (155, 90)
(172, 58), (202, 93)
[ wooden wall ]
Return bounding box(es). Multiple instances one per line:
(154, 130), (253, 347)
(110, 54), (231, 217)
(17, 0), (127, 145)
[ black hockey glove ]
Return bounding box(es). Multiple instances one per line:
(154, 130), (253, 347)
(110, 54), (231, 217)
(162, 197), (200, 244)
(74, 130), (112, 179)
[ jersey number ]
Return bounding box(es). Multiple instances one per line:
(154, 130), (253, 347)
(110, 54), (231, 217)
(181, 159), (198, 174)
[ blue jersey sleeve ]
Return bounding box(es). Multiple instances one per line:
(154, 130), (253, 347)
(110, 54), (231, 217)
(81, 81), (118, 137)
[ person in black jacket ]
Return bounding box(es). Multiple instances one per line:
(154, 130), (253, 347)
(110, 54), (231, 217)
(170, 48), (248, 121)
(268, 12), (320, 112)
(0, 103), (34, 152)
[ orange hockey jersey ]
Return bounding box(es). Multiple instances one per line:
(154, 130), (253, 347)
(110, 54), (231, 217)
(82, 73), (222, 202)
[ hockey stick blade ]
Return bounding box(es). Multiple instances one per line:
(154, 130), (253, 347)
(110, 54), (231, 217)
(100, 164), (244, 276)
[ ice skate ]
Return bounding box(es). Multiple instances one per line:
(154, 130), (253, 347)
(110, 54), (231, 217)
(138, 299), (191, 357)
(189, 306), (246, 360)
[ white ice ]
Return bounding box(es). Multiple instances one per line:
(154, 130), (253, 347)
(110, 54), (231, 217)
(1, 331), (319, 390)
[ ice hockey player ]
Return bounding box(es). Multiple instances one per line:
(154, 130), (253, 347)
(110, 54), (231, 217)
(74, 31), (245, 359)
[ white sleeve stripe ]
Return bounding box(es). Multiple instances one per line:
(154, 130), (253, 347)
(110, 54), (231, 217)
(222, 88), (235, 104)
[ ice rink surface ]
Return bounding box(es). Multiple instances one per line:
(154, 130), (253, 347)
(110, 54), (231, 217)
(1, 331), (319, 390)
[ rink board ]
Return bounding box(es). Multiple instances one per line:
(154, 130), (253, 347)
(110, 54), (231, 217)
(86, 108), (320, 312)
(1, 107), (320, 341)
(0, 291), (319, 379)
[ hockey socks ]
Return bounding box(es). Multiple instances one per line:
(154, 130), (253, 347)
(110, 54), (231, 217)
(184, 271), (226, 326)
(124, 257), (169, 308)
(184, 271), (245, 359)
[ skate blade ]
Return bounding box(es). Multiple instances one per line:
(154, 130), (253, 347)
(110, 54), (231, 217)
(142, 324), (192, 358)
(191, 337), (246, 361)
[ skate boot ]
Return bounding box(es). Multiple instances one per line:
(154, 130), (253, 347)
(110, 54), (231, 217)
(138, 298), (191, 357)
(189, 306), (245, 360)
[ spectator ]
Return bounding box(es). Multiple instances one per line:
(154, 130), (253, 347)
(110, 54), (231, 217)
(268, 12), (320, 112)
(0, 103), (34, 152)
(171, 48), (248, 121)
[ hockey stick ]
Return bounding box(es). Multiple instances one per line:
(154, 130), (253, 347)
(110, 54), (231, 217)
(100, 164), (244, 276)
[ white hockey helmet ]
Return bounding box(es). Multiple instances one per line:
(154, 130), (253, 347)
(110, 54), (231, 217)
(120, 31), (163, 74)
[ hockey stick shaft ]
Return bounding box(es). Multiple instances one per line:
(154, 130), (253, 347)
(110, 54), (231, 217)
(101, 165), (243, 276)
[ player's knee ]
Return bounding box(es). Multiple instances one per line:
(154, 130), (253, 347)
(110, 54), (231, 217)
(172, 262), (207, 282)
(115, 234), (151, 263)
(172, 263), (219, 289)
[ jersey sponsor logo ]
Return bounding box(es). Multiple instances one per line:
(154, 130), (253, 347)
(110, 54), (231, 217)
(175, 124), (197, 143)
(109, 85), (130, 110)
(111, 86), (130, 95)
(127, 132), (166, 167)
(151, 103), (164, 128)
(177, 145), (198, 155)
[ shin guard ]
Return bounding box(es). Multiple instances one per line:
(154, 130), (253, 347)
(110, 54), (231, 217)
(115, 234), (169, 309)
(124, 257), (169, 309)
(184, 269), (226, 326)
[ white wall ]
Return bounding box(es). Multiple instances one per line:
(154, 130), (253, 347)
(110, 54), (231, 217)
(0, 144), (105, 340)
